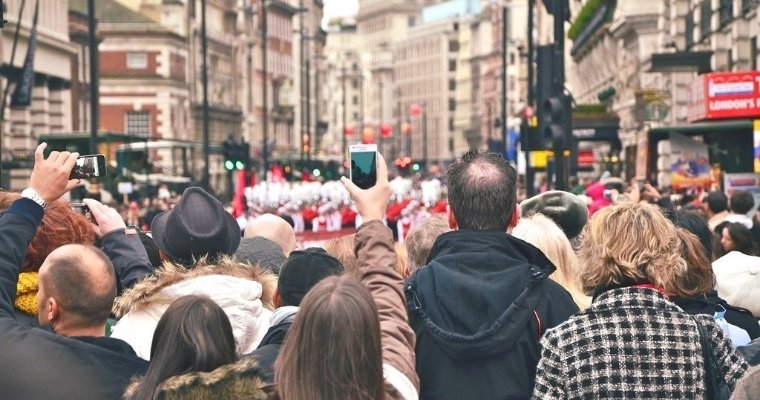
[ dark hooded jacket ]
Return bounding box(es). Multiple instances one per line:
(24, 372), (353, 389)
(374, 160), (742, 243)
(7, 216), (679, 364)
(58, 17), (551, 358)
(405, 230), (579, 400)
(249, 307), (297, 383)
(673, 290), (760, 340)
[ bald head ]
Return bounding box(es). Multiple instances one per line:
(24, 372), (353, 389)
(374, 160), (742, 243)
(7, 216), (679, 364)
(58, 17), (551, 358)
(38, 244), (116, 330)
(447, 151), (517, 231)
(244, 213), (297, 256)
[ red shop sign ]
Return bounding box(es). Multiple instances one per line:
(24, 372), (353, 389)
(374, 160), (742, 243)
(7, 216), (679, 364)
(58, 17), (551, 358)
(577, 150), (595, 167)
(688, 71), (760, 122)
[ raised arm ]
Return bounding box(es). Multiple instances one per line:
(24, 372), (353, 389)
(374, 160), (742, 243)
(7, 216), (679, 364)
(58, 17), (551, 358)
(84, 199), (154, 292)
(0, 144), (80, 318)
(342, 153), (420, 397)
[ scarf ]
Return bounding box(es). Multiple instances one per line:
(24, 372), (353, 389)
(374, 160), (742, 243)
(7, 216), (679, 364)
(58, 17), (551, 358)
(16, 271), (38, 315)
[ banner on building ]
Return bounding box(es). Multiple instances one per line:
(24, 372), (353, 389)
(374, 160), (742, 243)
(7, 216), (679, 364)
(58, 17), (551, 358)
(688, 71), (760, 122)
(10, 0), (39, 107)
(670, 132), (711, 190)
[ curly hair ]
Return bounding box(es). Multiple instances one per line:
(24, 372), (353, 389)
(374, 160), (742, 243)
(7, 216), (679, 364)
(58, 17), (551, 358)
(579, 202), (689, 297)
(0, 192), (95, 272)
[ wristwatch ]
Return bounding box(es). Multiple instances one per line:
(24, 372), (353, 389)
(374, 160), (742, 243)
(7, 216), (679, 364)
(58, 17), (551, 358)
(20, 188), (47, 210)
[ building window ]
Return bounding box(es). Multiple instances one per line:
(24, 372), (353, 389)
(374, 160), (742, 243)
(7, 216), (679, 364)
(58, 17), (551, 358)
(448, 98), (456, 112)
(449, 41), (460, 52)
(700, 0), (712, 40)
(125, 111), (151, 137)
(727, 49), (734, 70)
(752, 37), (757, 70)
(685, 9), (695, 49)
(448, 60), (457, 72)
(352, 79), (358, 89)
(408, 16), (415, 27)
(353, 96), (358, 105)
(449, 79), (456, 91)
(744, 0), (758, 14)
(127, 52), (148, 69)
(719, 0), (733, 27)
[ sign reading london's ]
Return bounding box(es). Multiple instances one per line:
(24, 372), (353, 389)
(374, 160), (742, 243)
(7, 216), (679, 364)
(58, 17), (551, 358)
(688, 71), (760, 122)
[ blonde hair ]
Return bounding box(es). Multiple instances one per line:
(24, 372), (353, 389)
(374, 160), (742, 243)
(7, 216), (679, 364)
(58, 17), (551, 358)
(513, 214), (590, 309)
(579, 202), (689, 297)
(394, 243), (409, 278)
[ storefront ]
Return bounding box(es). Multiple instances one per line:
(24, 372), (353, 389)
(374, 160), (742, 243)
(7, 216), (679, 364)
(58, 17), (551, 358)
(641, 71), (760, 190)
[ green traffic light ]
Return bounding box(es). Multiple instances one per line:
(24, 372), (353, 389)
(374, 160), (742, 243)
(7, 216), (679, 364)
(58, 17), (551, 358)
(412, 163), (420, 172)
(225, 160), (234, 171)
(236, 161), (245, 170)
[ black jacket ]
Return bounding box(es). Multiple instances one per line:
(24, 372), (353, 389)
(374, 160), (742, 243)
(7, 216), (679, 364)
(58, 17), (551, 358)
(673, 291), (760, 340)
(405, 230), (579, 400)
(0, 199), (148, 400)
(249, 308), (297, 383)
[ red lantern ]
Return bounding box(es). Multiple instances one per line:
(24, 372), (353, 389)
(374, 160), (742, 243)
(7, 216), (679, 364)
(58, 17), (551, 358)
(362, 126), (375, 144)
(380, 122), (392, 138)
(409, 103), (423, 117)
(401, 122), (412, 136)
(344, 126), (355, 136)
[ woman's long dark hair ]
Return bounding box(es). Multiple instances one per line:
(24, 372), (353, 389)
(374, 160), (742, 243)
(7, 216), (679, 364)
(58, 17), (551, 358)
(720, 222), (758, 257)
(127, 295), (237, 400)
(275, 275), (385, 400)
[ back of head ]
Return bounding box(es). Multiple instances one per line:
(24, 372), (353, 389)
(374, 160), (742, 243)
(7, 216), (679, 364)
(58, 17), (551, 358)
(277, 248), (344, 307)
(324, 235), (358, 277)
(673, 228), (715, 298)
(704, 191), (728, 214)
(447, 151), (517, 231)
(666, 210), (714, 260)
(405, 214), (449, 274)
(244, 213), (297, 256)
(724, 222), (758, 256)
(579, 202), (690, 297)
(730, 190), (755, 215)
(38, 245), (116, 330)
(512, 214), (588, 308)
(128, 295), (236, 400)
(275, 275), (384, 400)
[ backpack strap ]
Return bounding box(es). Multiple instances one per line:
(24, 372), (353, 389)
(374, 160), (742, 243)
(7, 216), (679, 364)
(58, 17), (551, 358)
(531, 309), (544, 337)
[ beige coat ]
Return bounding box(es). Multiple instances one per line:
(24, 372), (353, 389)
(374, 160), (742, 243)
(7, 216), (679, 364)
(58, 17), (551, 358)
(731, 366), (760, 400)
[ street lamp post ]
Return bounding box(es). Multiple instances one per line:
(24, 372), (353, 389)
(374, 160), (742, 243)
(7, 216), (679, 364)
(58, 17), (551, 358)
(200, 0), (211, 190)
(501, 3), (509, 155)
(305, 57), (311, 162)
(87, 0), (99, 155)
(341, 63), (347, 166)
(261, 0), (269, 182)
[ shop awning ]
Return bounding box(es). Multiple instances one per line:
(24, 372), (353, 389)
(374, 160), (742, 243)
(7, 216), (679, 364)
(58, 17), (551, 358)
(648, 119), (753, 140)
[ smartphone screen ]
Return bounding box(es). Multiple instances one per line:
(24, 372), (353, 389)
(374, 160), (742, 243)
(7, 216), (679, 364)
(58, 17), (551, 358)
(70, 154), (106, 179)
(350, 145), (377, 190)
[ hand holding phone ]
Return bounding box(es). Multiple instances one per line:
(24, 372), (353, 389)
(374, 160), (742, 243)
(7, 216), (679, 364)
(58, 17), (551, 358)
(349, 144), (378, 190)
(70, 154), (106, 180)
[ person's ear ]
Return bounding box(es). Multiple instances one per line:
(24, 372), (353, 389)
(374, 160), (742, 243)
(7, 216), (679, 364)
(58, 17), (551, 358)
(508, 205), (521, 230)
(447, 204), (458, 230)
(47, 297), (60, 326)
(273, 289), (282, 309)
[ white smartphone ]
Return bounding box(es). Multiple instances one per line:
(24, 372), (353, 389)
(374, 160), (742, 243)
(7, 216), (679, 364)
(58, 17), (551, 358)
(349, 144), (378, 190)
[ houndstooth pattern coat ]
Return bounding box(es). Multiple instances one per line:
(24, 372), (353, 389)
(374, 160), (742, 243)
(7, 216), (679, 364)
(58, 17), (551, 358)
(532, 287), (749, 399)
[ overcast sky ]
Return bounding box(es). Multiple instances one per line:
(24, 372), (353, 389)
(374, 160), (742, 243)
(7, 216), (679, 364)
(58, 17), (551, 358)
(323, 0), (358, 23)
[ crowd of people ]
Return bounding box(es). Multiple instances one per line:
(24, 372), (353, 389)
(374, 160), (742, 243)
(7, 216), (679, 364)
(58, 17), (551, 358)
(0, 143), (759, 399)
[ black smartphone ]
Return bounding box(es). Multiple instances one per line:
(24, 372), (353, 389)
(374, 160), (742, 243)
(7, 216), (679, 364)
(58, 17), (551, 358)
(70, 202), (95, 223)
(70, 154), (106, 179)
(349, 144), (378, 190)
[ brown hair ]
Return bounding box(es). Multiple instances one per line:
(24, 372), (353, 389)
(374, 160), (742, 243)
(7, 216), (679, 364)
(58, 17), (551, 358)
(579, 202), (689, 297)
(405, 214), (449, 274)
(324, 234), (358, 277)
(674, 228), (716, 298)
(394, 243), (409, 278)
(0, 192), (95, 272)
(275, 275), (384, 400)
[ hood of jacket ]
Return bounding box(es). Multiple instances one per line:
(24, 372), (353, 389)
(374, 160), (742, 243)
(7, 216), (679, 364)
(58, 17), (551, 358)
(111, 257), (276, 359)
(124, 356), (268, 400)
(258, 306), (298, 348)
(113, 256), (276, 316)
(406, 230), (555, 361)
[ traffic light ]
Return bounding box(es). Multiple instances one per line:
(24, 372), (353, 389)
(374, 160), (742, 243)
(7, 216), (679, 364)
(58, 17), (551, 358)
(541, 94), (571, 150)
(223, 139), (249, 171)
(223, 139), (235, 171)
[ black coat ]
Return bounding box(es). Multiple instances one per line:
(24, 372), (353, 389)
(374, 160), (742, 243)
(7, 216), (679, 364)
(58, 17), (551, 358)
(248, 309), (296, 383)
(673, 290), (760, 340)
(405, 230), (579, 400)
(0, 199), (147, 400)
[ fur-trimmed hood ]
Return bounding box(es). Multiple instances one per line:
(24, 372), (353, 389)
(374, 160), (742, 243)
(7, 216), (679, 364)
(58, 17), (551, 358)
(110, 257), (277, 360)
(124, 356), (270, 400)
(113, 256), (276, 317)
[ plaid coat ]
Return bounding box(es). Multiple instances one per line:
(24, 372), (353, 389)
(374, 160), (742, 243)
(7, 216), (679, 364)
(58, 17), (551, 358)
(532, 287), (749, 399)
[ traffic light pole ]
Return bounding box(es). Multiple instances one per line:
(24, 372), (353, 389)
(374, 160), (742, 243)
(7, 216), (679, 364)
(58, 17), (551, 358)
(551, 0), (568, 191)
(261, 0), (269, 182)
(525, 0), (536, 197)
(341, 64), (347, 166)
(501, 4), (509, 157)
(305, 57), (311, 161)
(200, 0), (211, 190)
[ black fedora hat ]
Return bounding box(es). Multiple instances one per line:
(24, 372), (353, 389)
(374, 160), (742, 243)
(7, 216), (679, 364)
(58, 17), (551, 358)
(520, 190), (588, 239)
(151, 187), (241, 265)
